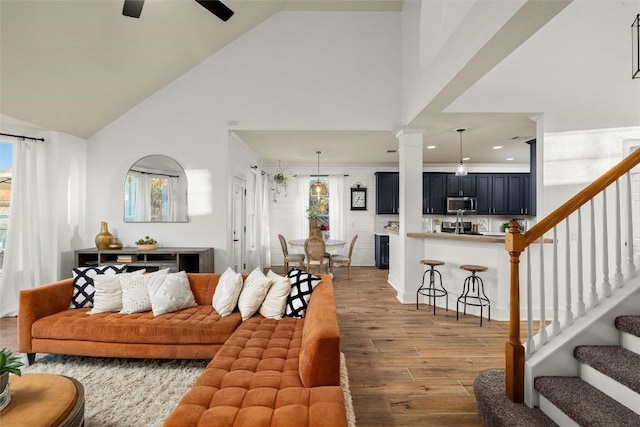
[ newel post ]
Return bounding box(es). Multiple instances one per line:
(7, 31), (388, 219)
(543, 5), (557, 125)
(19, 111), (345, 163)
(504, 221), (525, 402)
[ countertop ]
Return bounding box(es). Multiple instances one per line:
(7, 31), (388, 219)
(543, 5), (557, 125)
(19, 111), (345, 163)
(407, 232), (552, 244)
(407, 231), (507, 243)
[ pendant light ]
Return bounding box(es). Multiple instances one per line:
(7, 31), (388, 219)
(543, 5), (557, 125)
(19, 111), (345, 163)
(310, 150), (328, 198)
(455, 128), (468, 176)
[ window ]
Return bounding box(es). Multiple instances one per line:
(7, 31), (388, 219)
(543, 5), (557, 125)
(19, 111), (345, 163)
(308, 177), (329, 231)
(0, 142), (12, 270)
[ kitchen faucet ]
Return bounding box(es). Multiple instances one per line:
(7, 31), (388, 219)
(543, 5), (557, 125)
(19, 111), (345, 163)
(455, 209), (464, 234)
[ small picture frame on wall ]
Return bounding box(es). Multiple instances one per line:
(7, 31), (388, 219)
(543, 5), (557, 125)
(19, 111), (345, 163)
(350, 185), (367, 211)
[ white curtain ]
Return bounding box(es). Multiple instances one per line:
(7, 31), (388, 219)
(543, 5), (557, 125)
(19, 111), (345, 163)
(134, 173), (151, 221)
(329, 175), (346, 240)
(249, 169), (271, 270)
(294, 176), (310, 239)
(168, 176), (177, 221)
(0, 140), (48, 316)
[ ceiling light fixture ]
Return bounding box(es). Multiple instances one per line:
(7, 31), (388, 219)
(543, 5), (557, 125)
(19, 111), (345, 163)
(310, 151), (327, 199)
(455, 128), (468, 176)
(493, 145), (503, 150)
(427, 145), (436, 149)
(633, 14), (640, 79)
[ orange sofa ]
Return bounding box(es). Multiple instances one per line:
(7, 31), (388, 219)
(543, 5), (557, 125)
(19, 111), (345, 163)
(18, 272), (347, 427)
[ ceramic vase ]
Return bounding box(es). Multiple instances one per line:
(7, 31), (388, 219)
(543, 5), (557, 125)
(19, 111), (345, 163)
(95, 221), (114, 250)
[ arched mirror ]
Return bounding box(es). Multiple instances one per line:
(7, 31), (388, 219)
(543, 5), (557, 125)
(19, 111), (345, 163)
(124, 155), (188, 222)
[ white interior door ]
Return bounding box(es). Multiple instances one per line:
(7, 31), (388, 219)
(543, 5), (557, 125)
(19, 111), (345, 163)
(232, 176), (246, 272)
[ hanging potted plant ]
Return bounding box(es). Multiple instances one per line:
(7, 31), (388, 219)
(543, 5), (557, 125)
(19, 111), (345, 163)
(270, 161), (289, 202)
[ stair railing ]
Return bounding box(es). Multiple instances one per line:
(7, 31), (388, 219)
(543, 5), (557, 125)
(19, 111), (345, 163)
(504, 147), (640, 402)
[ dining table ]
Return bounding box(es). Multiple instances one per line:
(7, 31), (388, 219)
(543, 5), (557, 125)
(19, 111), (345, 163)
(288, 238), (347, 254)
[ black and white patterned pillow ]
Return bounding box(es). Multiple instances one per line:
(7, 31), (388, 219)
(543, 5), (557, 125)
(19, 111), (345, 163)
(70, 265), (127, 308)
(285, 269), (321, 318)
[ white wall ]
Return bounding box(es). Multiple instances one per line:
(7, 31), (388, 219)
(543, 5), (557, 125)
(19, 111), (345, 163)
(401, 0), (525, 123)
(85, 12), (400, 272)
(446, 1), (640, 133)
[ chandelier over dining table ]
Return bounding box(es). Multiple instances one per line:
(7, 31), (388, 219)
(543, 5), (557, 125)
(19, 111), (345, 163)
(310, 150), (327, 198)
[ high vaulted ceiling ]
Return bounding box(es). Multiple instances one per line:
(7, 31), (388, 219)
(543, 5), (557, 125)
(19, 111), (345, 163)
(0, 0), (401, 138)
(4, 1), (621, 167)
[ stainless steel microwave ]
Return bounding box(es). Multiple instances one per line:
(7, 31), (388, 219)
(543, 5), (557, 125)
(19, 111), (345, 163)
(446, 197), (477, 214)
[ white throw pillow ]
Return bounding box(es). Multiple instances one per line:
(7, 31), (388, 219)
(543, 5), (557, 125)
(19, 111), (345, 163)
(88, 269), (146, 315)
(147, 271), (197, 317)
(258, 270), (292, 320)
(212, 267), (243, 317)
(237, 268), (273, 321)
(120, 273), (168, 314)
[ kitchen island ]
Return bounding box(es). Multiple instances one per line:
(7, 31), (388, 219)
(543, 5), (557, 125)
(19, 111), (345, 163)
(392, 231), (540, 321)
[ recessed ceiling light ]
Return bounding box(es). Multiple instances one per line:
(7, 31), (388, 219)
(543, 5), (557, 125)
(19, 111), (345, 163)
(426, 145), (436, 149)
(463, 157), (471, 161)
(493, 145), (503, 150)
(506, 157), (515, 161)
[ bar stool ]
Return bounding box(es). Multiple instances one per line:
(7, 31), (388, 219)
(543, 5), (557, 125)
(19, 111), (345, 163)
(416, 260), (448, 315)
(457, 264), (490, 326)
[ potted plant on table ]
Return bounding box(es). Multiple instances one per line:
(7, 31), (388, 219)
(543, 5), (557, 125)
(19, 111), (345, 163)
(136, 236), (158, 251)
(0, 348), (23, 393)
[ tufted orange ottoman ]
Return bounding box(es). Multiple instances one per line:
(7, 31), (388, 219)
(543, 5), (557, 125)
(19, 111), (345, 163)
(0, 373), (84, 427)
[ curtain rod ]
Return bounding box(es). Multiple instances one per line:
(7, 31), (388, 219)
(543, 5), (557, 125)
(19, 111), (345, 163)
(130, 169), (179, 178)
(0, 132), (45, 142)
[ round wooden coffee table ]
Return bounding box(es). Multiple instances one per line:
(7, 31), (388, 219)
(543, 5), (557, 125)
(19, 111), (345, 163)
(0, 373), (84, 427)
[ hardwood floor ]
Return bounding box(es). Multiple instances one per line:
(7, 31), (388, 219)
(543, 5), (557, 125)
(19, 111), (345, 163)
(0, 266), (523, 426)
(332, 266), (511, 426)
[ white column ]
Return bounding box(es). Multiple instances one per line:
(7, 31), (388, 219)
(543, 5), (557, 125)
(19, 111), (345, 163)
(394, 126), (424, 303)
(530, 114), (544, 220)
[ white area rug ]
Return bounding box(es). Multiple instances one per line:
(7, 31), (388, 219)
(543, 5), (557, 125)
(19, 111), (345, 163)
(24, 353), (355, 427)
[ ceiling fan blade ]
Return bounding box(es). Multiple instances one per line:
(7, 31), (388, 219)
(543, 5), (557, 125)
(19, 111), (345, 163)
(122, 0), (144, 18)
(195, 0), (234, 22)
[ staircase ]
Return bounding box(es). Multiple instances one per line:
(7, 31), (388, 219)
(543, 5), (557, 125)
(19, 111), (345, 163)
(474, 148), (640, 426)
(535, 315), (640, 426)
(475, 315), (640, 426)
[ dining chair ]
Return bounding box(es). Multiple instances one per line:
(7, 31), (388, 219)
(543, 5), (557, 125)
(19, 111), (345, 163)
(304, 236), (328, 274)
(331, 235), (358, 279)
(278, 234), (305, 272)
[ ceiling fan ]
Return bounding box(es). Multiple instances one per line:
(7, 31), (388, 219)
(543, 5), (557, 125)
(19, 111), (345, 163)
(123, 0), (234, 22)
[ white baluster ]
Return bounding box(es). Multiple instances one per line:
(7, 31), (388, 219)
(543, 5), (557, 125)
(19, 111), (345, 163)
(614, 180), (623, 287)
(590, 199), (599, 307)
(576, 208), (586, 316)
(552, 226), (560, 337)
(539, 238), (547, 345)
(601, 189), (612, 297)
(526, 249), (534, 356)
(626, 172), (636, 278)
(564, 219), (573, 326)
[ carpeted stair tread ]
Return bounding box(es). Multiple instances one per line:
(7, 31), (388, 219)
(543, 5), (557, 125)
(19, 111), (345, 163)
(615, 315), (640, 337)
(535, 376), (640, 427)
(474, 370), (557, 427)
(574, 345), (640, 393)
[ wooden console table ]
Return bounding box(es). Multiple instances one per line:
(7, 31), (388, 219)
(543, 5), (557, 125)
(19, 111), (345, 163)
(75, 247), (214, 273)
